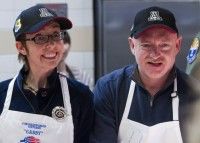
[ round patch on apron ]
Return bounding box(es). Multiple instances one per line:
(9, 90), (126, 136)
(52, 106), (67, 121)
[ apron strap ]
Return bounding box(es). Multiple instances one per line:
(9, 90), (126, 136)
(57, 62), (72, 116)
(122, 78), (179, 121)
(59, 74), (72, 116)
(171, 78), (179, 121)
(122, 80), (135, 119)
(1, 75), (18, 115)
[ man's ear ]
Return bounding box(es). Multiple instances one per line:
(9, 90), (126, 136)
(128, 37), (135, 55)
(15, 41), (27, 55)
(175, 35), (182, 53)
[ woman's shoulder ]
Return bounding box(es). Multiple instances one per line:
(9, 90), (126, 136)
(0, 79), (12, 114)
(0, 79), (12, 94)
(67, 78), (93, 99)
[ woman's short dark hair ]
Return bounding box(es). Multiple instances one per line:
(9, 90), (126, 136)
(63, 31), (71, 45)
(16, 34), (29, 70)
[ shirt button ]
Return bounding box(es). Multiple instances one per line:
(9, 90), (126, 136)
(41, 91), (47, 97)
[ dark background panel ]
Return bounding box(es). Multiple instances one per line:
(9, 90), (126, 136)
(94, 0), (200, 80)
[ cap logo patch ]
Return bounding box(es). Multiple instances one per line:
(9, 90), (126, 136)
(39, 8), (53, 17)
(148, 11), (163, 21)
(14, 19), (22, 33)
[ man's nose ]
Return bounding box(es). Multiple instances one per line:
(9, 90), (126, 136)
(149, 46), (161, 58)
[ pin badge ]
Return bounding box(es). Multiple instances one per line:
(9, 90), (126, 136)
(52, 106), (68, 121)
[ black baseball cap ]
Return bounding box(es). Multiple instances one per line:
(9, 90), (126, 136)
(13, 5), (72, 40)
(130, 6), (178, 38)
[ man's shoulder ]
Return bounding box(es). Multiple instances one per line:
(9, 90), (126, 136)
(97, 65), (135, 84)
(177, 69), (200, 98)
(177, 69), (199, 84)
(177, 69), (197, 86)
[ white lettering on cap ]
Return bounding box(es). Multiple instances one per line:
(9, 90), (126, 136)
(148, 11), (163, 21)
(39, 8), (53, 17)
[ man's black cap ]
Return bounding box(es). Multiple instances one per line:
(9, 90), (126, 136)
(130, 6), (178, 38)
(13, 5), (72, 40)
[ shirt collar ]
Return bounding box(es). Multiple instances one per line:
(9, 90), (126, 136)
(132, 65), (177, 91)
(16, 66), (58, 91)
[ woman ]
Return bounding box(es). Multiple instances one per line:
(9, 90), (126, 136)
(0, 5), (93, 143)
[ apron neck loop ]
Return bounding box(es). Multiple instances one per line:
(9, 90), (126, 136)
(124, 78), (179, 121)
(171, 77), (179, 121)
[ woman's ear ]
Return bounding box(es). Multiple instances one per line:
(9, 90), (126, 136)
(15, 41), (27, 55)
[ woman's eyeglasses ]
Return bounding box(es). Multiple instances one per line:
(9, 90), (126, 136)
(24, 31), (64, 45)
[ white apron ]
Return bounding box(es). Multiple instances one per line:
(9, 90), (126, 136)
(118, 78), (183, 143)
(0, 72), (74, 143)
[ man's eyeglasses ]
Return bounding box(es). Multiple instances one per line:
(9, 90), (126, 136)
(24, 31), (64, 45)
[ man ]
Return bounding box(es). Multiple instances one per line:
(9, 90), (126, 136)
(90, 6), (200, 143)
(0, 5), (93, 143)
(186, 32), (200, 80)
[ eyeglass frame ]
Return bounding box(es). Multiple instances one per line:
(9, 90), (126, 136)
(22, 31), (65, 45)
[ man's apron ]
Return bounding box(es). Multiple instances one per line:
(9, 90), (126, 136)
(118, 78), (183, 143)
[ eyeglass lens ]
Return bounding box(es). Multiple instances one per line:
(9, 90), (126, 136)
(35, 32), (64, 44)
(25, 32), (64, 45)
